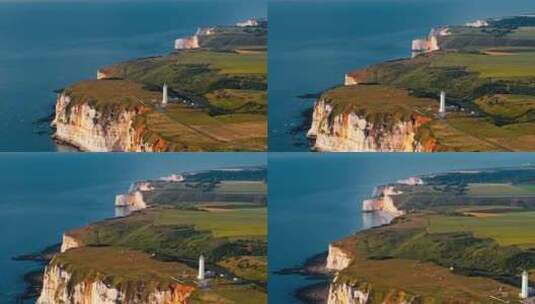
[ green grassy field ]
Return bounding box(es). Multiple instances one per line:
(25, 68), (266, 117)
(174, 50), (266, 75)
(189, 282), (267, 304)
(218, 256), (267, 282)
(467, 182), (535, 196)
(432, 51), (535, 79)
(215, 181), (267, 193)
(155, 208), (267, 238)
(475, 94), (535, 119)
(427, 212), (535, 248)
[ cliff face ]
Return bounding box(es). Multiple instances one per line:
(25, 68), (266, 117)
(307, 100), (433, 152)
(361, 186), (405, 216)
(60, 233), (82, 253)
(411, 27), (450, 55)
(327, 279), (370, 304)
(326, 245), (352, 271)
(328, 278), (419, 304)
(326, 244), (419, 304)
(174, 36), (199, 49)
(37, 264), (194, 304)
(52, 93), (169, 152)
(115, 191), (148, 210)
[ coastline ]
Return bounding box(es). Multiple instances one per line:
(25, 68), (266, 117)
(288, 179), (409, 303)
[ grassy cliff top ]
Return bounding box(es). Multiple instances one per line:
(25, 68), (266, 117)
(52, 246), (195, 290)
(64, 205), (267, 284)
(61, 21), (267, 151)
(198, 24), (267, 51)
(333, 168), (535, 301)
(322, 85), (437, 121)
(53, 246), (266, 303)
(336, 18), (535, 151)
(334, 211), (526, 303)
(64, 79), (160, 110)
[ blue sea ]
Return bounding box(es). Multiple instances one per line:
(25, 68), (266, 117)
(0, 153), (266, 303)
(0, 0), (266, 151)
(268, 0), (535, 151)
(268, 153), (535, 303)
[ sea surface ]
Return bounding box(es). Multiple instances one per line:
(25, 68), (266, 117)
(268, 153), (535, 303)
(0, 153), (266, 303)
(268, 0), (535, 151)
(0, 0), (266, 151)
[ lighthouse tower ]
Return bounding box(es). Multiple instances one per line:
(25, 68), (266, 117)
(521, 270), (529, 299)
(162, 83), (168, 107)
(197, 255), (205, 280)
(439, 90), (446, 117)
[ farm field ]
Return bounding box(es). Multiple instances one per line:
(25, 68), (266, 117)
(427, 211), (535, 248)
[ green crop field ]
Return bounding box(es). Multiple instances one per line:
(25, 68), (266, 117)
(215, 181), (267, 193)
(467, 183), (535, 196)
(174, 50), (266, 75)
(475, 94), (535, 119)
(432, 52), (535, 79)
(427, 212), (535, 248)
(155, 208), (267, 238)
(190, 282), (267, 304)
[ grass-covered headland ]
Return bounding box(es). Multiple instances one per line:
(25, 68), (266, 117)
(332, 166), (535, 303)
(48, 167), (267, 303)
(57, 20), (267, 151)
(323, 16), (535, 151)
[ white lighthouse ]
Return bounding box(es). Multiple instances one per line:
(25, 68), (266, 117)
(439, 90), (446, 117)
(197, 254), (205, 280)
(162, 83), (168, 107)
(521, 270), (529, 299)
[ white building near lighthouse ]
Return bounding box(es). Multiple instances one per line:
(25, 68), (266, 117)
(162, 83), (168, 107)
(198, 254), (205, 280)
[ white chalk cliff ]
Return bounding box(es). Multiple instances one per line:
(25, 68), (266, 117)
(52, 92), (166, 152)
(60, 233), (82, 253)
(361, 186), (405, 217)
(37, 263), (194, 304)
(307, 99), (429, 152)
(326, 244), (352, 271)
(327, 276), (419, 304)
(115, 191), (148, 210)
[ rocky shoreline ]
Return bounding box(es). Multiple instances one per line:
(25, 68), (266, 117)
(12, 243), (61, 301)
(288, 178), (412, 303)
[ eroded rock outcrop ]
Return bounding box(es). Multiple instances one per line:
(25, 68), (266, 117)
(115, 191), (147, 210)
(411, 27), (450, 53)
(307, 99), (433, 152)
(174, 27), (215, 50)
(326, 244), (352, 271)
(37, 264), (195, 304)
(328, 277), (419, 304)
(362, 186), (405, 216)
(52, 92), (169, 152)
(60, 234), (82, 253)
